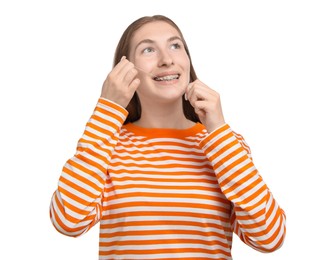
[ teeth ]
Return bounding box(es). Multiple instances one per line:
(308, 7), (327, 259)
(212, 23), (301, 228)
(154, 74), (179, 81)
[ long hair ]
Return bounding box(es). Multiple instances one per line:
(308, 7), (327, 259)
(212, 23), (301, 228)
(113, 15), (200, 124)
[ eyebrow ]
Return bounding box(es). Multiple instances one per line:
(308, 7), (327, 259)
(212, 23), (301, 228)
(134, 36), (183, 52)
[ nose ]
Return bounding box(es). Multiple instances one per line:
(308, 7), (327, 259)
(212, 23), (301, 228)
(157, 49), (173, 67)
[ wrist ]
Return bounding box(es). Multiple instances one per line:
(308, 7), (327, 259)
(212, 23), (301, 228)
(205, 117), (226, 133)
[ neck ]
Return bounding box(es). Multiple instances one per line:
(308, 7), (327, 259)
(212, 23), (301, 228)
(134, 98), (195, 129)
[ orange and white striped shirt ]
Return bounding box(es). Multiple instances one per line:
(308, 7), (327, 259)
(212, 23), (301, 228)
(50, 98), (286, 259)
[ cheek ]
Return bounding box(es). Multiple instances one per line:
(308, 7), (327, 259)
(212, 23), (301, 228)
(132, 53), (156, 69)
(135, 60), (156, 75)
(185, 56), (191, 69)
(181, 54), (191, 71)
(135, 83), (151, 98)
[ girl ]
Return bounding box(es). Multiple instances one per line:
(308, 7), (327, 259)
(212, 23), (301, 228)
(50, 15), (286, 259)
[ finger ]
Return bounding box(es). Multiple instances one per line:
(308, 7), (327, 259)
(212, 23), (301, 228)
(186, 81), (209, 102)
(195, 108), (206, 119)
(116, 60), (136, 84)
(194, 100), (209, 117)
(186, 82), (193, 94)
(194, 105), (206, 119)
(122, 67), (138, 87)
(111, 56), (130, 76)
(129, 78), (140, 91)
(185, 82), (195, 101)
(194, 100), (209, 110)
(118, 59), (134, 75)
(187, 85), (206, 104)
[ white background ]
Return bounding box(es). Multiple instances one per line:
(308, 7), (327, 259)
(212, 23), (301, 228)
(1, 0), (330, 259)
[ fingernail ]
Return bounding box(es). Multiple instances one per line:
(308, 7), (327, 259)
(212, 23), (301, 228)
(184, 93), (188, 101)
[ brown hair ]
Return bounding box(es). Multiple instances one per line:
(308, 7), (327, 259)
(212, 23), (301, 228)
(113, 15), (200, 124)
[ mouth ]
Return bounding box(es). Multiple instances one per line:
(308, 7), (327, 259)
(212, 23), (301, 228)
(153, 74), (180, 81)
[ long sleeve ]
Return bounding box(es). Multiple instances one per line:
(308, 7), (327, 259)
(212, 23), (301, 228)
(199, 124), (286, 252)
(50, 98), (128, 237)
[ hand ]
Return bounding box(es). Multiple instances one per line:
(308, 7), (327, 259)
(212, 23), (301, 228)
(185, 80), (225, 133)
(101, 56), (140, 108)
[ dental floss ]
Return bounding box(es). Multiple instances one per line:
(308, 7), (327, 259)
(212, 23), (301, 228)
(135, 66), (156, 78)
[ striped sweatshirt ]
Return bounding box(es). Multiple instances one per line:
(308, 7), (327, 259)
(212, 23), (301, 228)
(50, 98), (286, 260)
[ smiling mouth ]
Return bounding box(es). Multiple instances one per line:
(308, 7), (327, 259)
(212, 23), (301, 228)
(153, 74), (180, 81)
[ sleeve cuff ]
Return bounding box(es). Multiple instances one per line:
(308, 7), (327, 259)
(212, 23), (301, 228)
(98, 97), (129, 117)
(199, 123), (232, 150)
(88, 98), (129, 133)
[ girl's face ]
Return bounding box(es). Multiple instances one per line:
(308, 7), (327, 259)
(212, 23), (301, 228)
(129, 21), (190, 104)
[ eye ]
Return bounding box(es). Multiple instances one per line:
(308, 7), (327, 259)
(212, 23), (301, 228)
(170, 42), (181, 50)
(142, 47), (155, 54)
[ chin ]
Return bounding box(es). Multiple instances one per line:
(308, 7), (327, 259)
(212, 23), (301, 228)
(156, 94), (184, 104)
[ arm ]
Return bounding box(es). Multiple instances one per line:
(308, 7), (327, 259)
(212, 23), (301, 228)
(50, 57), (140, 237)
(200, 124), (286, 252)
(49, 98), (128, 237)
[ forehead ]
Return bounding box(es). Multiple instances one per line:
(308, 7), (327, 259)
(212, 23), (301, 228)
(131, 21), (181, 46)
